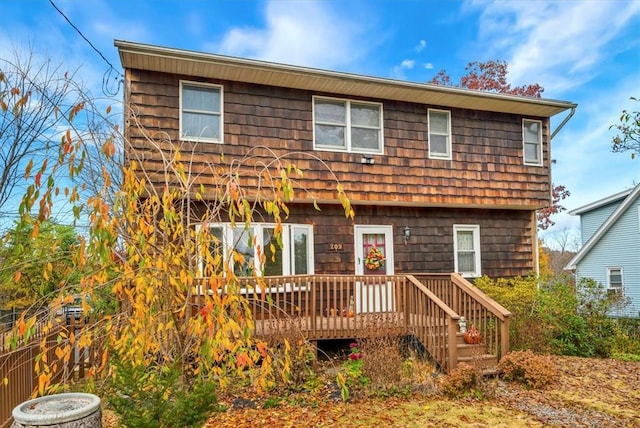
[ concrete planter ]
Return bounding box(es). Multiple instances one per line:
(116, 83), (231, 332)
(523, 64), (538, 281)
(12, 393), (101, 427)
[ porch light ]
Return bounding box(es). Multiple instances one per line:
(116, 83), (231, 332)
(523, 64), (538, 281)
(360, 155), (375, 165)
(403, 226), (411, 244)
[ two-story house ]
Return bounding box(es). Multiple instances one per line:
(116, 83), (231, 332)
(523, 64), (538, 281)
(115, 40), (576, 282)
(114, 40), (576, 370)
(566, 183), (640, 318)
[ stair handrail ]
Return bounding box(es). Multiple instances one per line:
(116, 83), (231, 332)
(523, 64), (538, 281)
(450, 274), (512, 320)
(405, 275), (460, 371)
(405, 275), (460, 319)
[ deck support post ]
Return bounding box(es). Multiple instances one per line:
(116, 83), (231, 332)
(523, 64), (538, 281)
(447, 317), (458, 372)
(501, 315), (510, 358)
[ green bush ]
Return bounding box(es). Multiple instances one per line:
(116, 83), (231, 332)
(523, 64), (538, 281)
(611, 317), (640, 357)
(108, 360), (223, 428)
(474, 275), (546, 351)
(476, 275), (630, 358)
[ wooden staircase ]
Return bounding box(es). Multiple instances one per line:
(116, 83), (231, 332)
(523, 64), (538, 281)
(455, 333), (499, 374)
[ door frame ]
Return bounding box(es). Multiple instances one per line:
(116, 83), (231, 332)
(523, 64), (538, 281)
(354, 225), (394, 275)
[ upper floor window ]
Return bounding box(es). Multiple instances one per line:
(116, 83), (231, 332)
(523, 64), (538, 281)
(180, 81), (223, 143)
(607, 267), (623, 295)
(453, 224), (481, 278)
(313, 96), (383, 154)
(523, 119), (542, 166)
(201, 223), (314, 277)
(428, 109), (452, 159)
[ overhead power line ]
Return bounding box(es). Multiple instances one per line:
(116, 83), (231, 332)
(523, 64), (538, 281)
(49, 0), (122, 96)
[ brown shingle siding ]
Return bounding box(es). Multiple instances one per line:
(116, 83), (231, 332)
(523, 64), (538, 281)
(125, 69), (552, 210)
(283, 204), (534, 277)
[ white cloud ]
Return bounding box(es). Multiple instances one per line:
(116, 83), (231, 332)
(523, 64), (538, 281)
(473, 0), (640, 95)
(415, 39), (426, 52)
(400, 59), (415, 69)
(391, 59), (417, 79)
(209, 0), (371, 70)
(424, 62), (434, 70)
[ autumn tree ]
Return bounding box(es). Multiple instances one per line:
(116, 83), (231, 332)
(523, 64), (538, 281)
(429, 59), (544, 97)
(429, 59), (568, 229)
(611, 97), (640, 159)
(2, 51), (353, 425)
(0, 53), (85, 224)
(0, 221), (80, 309)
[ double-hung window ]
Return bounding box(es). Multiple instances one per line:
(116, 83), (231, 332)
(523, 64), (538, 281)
(428, 109), (452, 159)
(180, 81), (223, 143)
(313, 96), (383, 154)
(453, 225), (481, 277)
(607, 267), (623, 295)
(202, 223), (314, 277)
(523, 119), (542, 166)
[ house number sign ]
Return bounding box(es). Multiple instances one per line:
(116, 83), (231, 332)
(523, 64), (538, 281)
(329, 243), (343, 251)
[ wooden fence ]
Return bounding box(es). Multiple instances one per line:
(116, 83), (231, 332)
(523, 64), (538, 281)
(0, 317), (101, 428)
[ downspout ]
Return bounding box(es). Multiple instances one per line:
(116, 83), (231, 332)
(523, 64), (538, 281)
(536, 106), (576, 282)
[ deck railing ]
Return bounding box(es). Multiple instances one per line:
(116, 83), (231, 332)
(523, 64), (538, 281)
(192, 273), (500, 372)
(404, 275), (460, 371)
(412, 273), (512, 359)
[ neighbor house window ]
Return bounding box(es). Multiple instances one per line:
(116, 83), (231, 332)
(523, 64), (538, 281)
(200, 223), (314, 277)
(313, 96), (383, 154)
(180, 81), (223, 142)
(523, 119), (542, 166)
(453, 225), (481, 277)
(607, 267), (623, 295)
(428, 109), (452, 159)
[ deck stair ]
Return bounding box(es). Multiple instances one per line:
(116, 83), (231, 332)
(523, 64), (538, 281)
(455, 332), (499, 374)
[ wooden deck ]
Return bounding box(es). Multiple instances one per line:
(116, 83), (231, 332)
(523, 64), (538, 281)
(193, 273), (512, 372)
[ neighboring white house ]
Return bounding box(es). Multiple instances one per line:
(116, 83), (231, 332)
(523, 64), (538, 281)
(565, 183), (640, 318)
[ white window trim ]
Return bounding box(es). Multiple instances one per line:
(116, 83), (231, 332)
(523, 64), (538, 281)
(428, 108), (452, 160)
(197, 223), (314, 278)
(453, 224), (481, 278)
(522, 118), (543, 166)
(606, 267), (623, 292)
(180, 80), (224, 143)
(312, 95), (384, 154)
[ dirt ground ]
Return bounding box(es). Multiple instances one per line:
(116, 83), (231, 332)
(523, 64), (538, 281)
(102, 355), (640, 427)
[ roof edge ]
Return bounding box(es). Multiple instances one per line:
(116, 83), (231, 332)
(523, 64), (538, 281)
(568, 187), (634, 215)
(114, 39), (577, 115)
(565, 183), (640, 270)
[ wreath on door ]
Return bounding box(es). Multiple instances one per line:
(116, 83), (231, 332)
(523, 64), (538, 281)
(364, 246), (385, 271)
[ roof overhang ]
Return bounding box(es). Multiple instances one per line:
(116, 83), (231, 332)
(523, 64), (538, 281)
(115, 40), (576, 118)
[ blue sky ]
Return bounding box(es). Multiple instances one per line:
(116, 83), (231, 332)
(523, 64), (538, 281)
(1, 0), (639, 245)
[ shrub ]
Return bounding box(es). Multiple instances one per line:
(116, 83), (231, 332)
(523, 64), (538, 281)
(360, 335), (404, 391)
(612, 317), (640, 356)
(108, 360), (223, 428)
(476, 275), (630, 358)
(474, 275), (546, 351)
(439, 363), (480, 398)
(498, 350), (556, 389)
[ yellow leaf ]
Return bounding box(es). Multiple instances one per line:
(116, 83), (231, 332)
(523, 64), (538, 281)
(2, 377), (7, 386)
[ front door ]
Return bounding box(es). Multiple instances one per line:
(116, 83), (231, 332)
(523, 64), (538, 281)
(354, 226), (394, 313)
